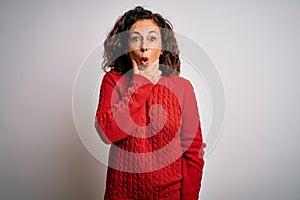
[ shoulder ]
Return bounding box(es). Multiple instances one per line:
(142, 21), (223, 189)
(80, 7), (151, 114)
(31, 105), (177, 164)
(103, 70), (123, 81)
(102, 70), (130, 85)
(163, 75), (196, 103)
(168, 75), (195, 90)
(101, 70), (133, 94)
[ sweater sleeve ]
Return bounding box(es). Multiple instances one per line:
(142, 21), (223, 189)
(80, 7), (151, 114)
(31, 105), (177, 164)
(94, 72), (153, 144)
(180, 80), (205, 200)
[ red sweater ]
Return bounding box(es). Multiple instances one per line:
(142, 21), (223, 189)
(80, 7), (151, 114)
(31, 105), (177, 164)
(95, 71), (205, 200)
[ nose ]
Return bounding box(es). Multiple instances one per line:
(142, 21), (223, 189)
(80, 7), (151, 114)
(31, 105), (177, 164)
(141, 39), (148, 52)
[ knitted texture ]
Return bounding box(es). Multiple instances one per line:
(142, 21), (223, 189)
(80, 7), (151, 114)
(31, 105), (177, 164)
(95, 71), (205, 200)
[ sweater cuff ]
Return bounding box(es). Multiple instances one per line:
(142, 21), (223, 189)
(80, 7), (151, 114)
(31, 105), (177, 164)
(181, 193), (199, 200)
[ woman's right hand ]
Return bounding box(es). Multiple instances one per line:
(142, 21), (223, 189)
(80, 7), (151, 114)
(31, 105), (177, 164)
(132, 59), (162, 84)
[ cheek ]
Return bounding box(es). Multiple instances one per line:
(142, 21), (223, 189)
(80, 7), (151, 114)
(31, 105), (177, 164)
(128, 50), (140, 59)
(127, 41), (140, 57)
(150, 49), (162, 60)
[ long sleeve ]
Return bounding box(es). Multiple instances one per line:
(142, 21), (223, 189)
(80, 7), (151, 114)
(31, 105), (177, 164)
(180, 80), (205, 200)
(94, 71), (153, 144)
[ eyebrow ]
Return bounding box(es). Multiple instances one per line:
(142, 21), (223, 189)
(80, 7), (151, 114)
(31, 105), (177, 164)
(130, 31), (141, 35)
(130, 30), (159, 35)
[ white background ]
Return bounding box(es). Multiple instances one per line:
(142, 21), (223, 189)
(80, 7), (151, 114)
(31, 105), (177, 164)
(1, 0), (299, 199)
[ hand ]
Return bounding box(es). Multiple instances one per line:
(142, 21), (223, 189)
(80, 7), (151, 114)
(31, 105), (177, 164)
(132, 59), (162, 84)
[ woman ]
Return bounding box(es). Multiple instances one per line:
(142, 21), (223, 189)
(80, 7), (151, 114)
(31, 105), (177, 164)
(95, 6), (205, 200)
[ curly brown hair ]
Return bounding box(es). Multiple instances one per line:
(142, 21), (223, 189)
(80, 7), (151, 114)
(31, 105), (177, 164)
(102, 6), (181, 76)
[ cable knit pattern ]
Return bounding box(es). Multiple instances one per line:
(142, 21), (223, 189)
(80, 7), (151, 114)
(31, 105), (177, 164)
(95, 71), (205, 200)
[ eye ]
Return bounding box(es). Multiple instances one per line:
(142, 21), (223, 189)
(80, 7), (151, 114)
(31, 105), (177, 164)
(131, 36), (141, 42)
(149, 36), (157, 42)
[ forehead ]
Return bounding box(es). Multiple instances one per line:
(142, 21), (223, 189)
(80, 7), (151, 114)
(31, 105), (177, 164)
(130, 19), (160, 33)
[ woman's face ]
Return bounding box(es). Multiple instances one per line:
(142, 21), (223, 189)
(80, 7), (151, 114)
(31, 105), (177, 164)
(127, 19), (162, 67)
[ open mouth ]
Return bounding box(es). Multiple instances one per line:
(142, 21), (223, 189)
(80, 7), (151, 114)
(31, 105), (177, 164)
(141, 56), (149, 66)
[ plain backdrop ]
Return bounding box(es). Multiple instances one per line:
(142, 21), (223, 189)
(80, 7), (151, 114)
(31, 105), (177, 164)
(1, 0), (300, 200)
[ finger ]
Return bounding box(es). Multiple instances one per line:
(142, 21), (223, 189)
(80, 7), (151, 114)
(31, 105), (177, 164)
(145, 59), (160, 73)
(153, 71), (162, 84)
(152, 59), (160, 72)
(156, 70), (162, 79)
(151, 59), (160, 70)
(153, 59), (159, 64)
(131, 59), (139, 74)
(153, 76), (162, 84)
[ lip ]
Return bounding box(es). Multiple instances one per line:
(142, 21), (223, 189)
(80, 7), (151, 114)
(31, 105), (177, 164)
(141, 56), (149, 66)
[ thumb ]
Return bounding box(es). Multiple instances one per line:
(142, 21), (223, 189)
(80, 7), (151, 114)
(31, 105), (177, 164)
(131, 59), (139, 74)
(153, 59), (159, 64)
(150, 59), (160, 71)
